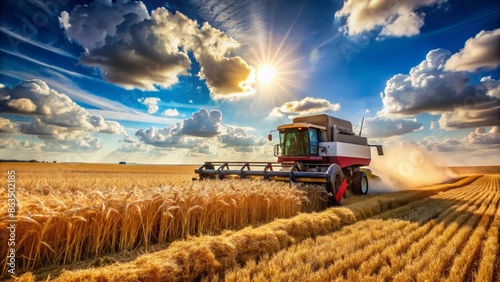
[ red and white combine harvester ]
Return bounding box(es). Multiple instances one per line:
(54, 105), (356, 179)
(195, 114), (383, 205)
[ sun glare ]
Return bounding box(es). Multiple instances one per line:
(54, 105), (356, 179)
(258, 65), (276, 84)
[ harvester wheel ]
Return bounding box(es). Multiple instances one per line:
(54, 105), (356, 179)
(325, 164), (345, 205)
(351, 171), (368, 195)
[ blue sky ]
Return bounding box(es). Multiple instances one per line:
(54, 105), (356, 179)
(0, 0), (499, 165)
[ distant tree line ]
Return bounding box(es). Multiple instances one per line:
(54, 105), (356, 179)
(0, 159), (40, 163)
(0, 159), (58, 163)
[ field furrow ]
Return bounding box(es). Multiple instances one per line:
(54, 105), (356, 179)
(416, 189), (496, 280)
(391, 179), (495, 281)
(444, 186), (499, 281)
(220, 175), (500, 282)
(353, 180), (492, 280)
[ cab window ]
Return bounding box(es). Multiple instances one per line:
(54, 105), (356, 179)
(309, 129), (319, 155)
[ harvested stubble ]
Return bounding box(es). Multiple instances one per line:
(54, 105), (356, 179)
(221, 175), (500, 282)
(18, 176), (480, 282)
(0, 163), (326, 277)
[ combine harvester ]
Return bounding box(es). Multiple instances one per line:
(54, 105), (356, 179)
(195, 114), (383, 205)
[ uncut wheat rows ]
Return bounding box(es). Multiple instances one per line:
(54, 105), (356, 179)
(223, 175), (500, 282)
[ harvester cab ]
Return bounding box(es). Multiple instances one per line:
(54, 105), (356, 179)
(195, 114), (383, 205)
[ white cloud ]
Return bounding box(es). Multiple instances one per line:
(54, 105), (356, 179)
(138, 97), (161, 114)
(60, 1), (256, 99)
(335, 0), (446, 37)
(466, 126), (500, 145)
(161, 108), (180, 117)
(419, 126), (500, 154)
(7, 98), (37, 113)
(41, 136), (103, 152)
(445, 29), (500, 72)
(380, 49), (500, 129)
(135, 124), (200, 148)
(362, 117), (423, 138)
(380, 11), (424, 37)
(0, 136), (41, 151)
(218, 126), (267, 151)
(181, 108), (222, 137)
(131, 108), (268, 155)
(59, 1), (150, 50)
(0, 80), (127, 152)
(0, 80), (126, 135)
(0, 117), (19, 134)
(430, 121), (437, 130)
(269, 97), (341, 117)
(196, 53), (256, 100)
(134, 108), (222, 147)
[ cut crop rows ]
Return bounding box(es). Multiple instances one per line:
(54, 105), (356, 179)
(222, 175), (500, 282)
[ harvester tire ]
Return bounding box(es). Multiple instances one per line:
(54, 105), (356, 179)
(325, 164), (344, 205)
(351, 171), (368, 195)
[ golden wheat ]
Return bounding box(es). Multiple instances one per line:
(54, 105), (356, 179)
(0, 163), (322, 276)
(1, 162), (495, 282)
(28, 175), (480, 282)
(221, 175), (499, 282)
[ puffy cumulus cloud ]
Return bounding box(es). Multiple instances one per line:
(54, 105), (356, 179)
(187, 139), (220, 157)
(60, 1), (255, 99)
(134, 108), (222, 148)
(466, 126), (500, 145)
(269, 97), (341, 117)
(135, 124), (200, 148)
(362, 117), (423, 138)
(0, 117), (19, 134)
(116, 142), (149, 153)
(181, 108), (222, 137)
(0, 80), (126, 152)
(419, 126), (500, 154)
(161, 108), (180, 117)
(335, 0), (446, 37)
(380, 49), (500, 129)
(196, 54), (255, 99)
(445, 29), (500, 72)
(0, 80), (126, 135)
(132, 108), (268, 155)
(41, 136), (103, 152)
(0, 137), (42, 151)
(138, 97), (161, 114)
(7, 98), (37, 113)
(59, 0), (150, 50)
(218, 127), (267, 152)
(419, 138), (463, 153)
(380, 49), (466, 115)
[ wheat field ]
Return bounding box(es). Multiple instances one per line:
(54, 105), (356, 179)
(1, 163), (498, 281)
(0, 163), (326, 277)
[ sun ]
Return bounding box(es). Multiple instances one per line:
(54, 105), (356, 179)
(257, 64), (276, 84)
